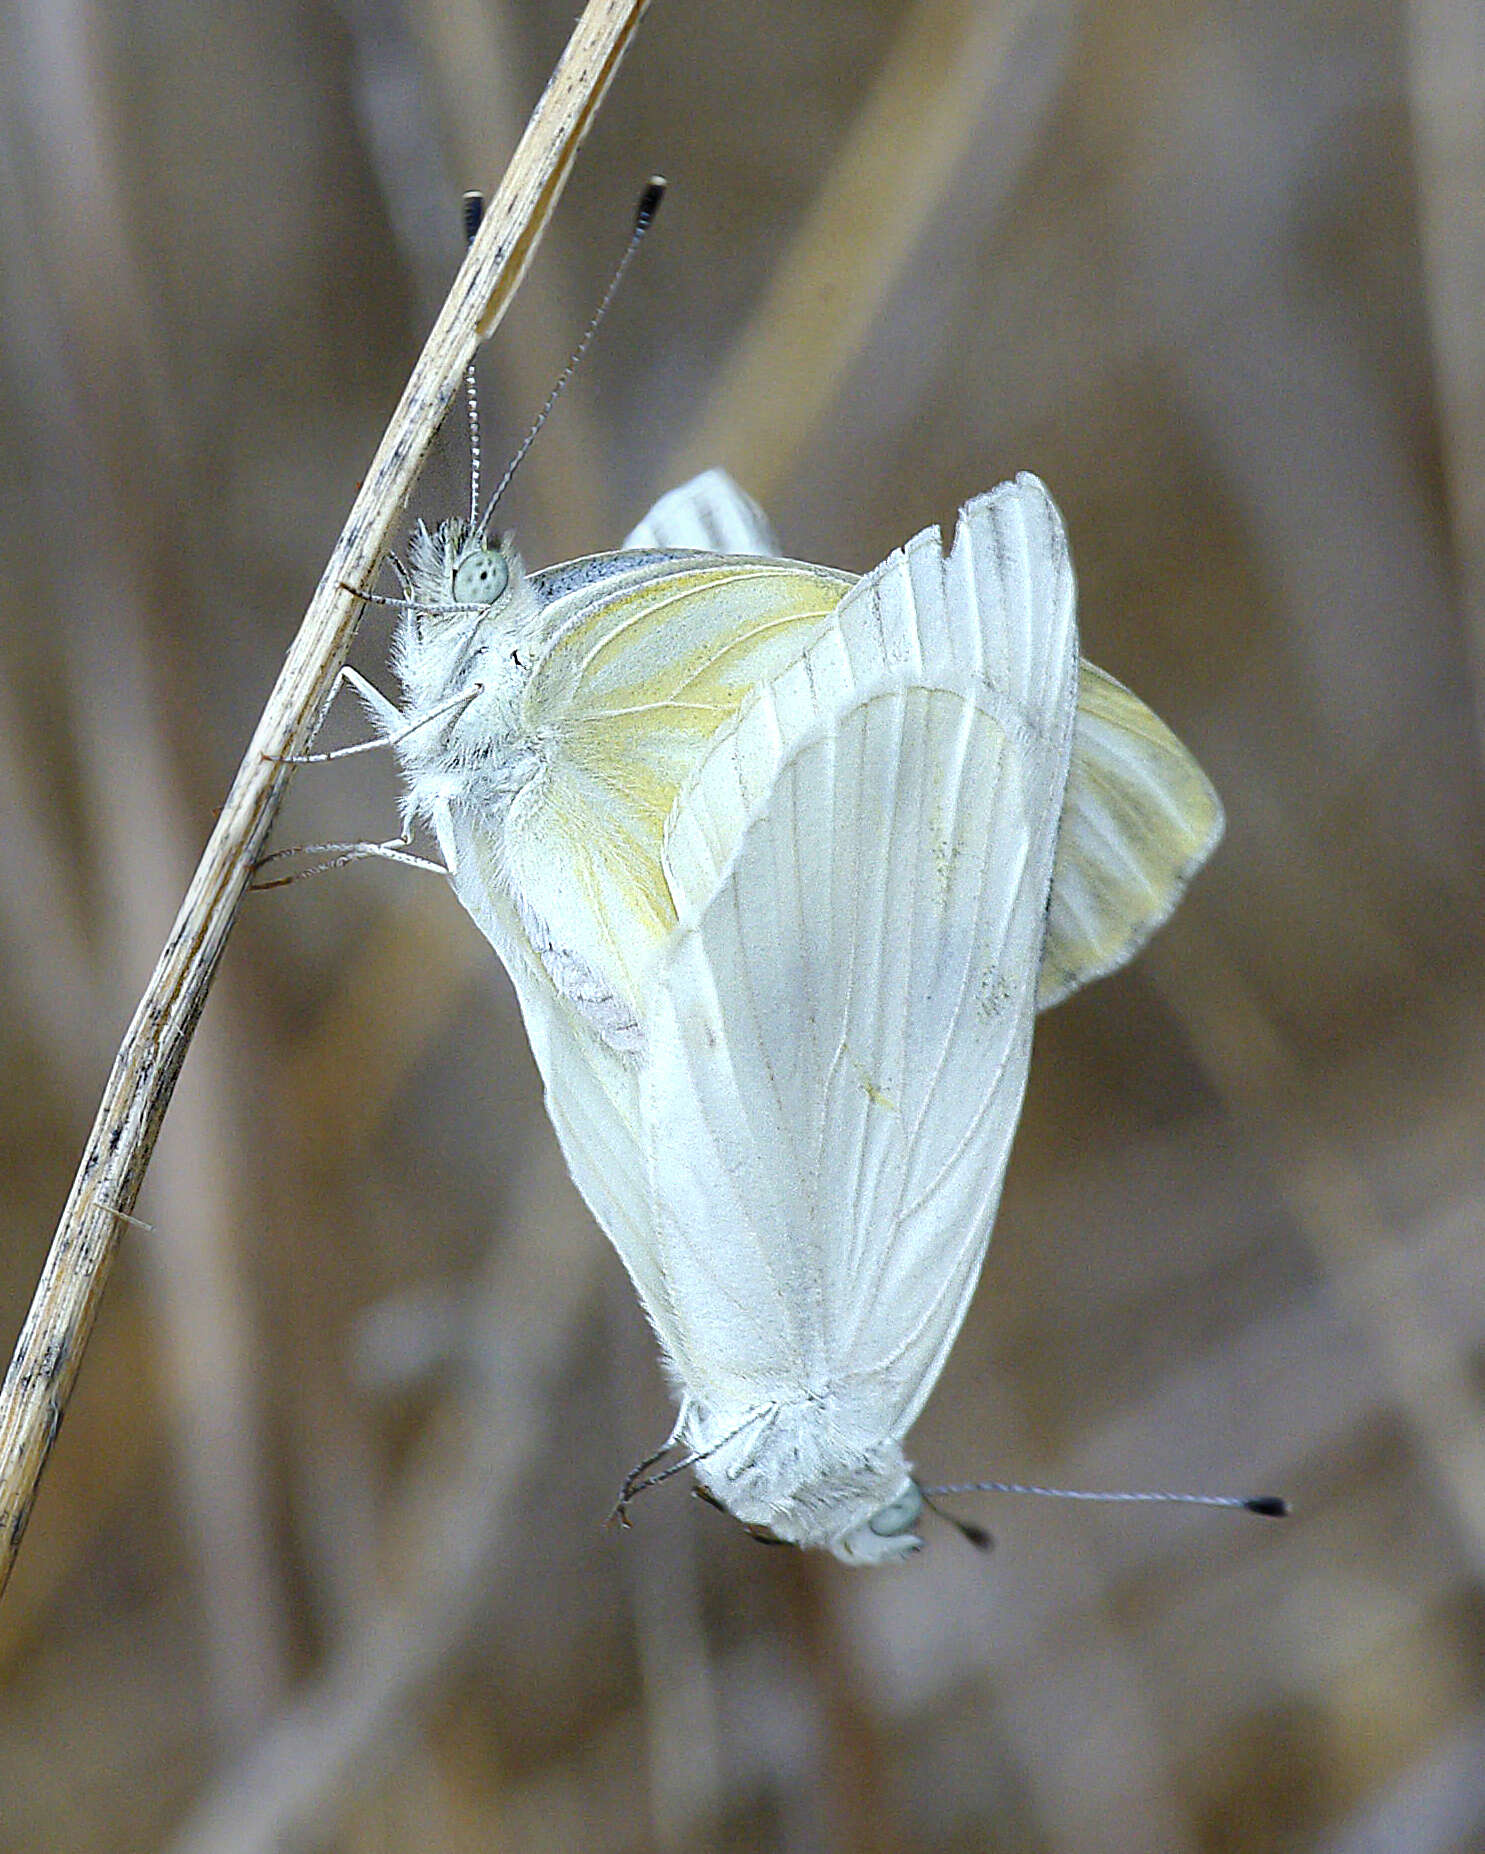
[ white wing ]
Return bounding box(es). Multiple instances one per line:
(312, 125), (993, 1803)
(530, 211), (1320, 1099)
(641, 476), (1079, 1430)
(439, 812), (681, 1333)
(623, 469), (782, 555)
(625, 471), (1222, 1012)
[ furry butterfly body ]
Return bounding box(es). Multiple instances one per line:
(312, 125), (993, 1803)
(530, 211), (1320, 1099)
(360, 471), (1221, 1561)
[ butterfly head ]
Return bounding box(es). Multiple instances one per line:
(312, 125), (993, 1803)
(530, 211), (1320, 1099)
(393, 518), (544, 724)
(687, 1402), (926, 1564)
(832, 1481), (926, 1564)
(406, 516), (527, 617)
(450, 537), (511, 607)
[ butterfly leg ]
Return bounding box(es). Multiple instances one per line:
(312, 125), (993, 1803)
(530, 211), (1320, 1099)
(607, 1440), (683, 1530)
(259, 665), (389, 766)
(267, 670), (483, 767)
(607, 1406), (778, 1529)
(251, 833), (452, 890)
(607, 1409), (697, 1529)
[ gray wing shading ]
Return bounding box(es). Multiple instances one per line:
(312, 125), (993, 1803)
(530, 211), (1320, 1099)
(643, 477), (1080, 1429)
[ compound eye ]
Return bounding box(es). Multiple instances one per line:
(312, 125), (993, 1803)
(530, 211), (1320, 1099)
(868, 1485), (924, 1537)
(452, 547), (510, 607)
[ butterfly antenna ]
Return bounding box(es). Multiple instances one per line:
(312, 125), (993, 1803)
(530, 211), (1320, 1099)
(923, 1477), (1290, 1520)
(462, 191), (485, 528)
(478, 175), (666, 533)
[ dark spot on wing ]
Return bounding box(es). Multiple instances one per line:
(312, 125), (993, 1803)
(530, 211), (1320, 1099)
(532, 549), (699, 603)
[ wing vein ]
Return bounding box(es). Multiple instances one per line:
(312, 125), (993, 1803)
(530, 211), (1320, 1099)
(569, 568), (772, 678)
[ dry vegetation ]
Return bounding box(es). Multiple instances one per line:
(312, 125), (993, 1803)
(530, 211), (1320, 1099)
(1, 0), (1483, 1849)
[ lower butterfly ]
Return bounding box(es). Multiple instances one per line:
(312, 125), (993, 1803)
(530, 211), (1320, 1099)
(344, 469), (1222, 1562)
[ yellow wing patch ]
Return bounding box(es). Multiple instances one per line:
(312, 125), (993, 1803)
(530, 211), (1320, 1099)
(1038, 663), (1223, 1009)
(509, 561), (850, 1010)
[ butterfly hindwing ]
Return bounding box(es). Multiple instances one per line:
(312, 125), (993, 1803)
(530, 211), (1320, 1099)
(1039, 663), (1224, 1008)
(498, 557), (850, 1022)
(439, 807), (682, 1329)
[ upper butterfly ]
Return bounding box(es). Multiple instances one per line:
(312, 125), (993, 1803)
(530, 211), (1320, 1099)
(350, 469), (1222, 1563)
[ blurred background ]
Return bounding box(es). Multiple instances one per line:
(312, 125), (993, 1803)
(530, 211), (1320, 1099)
(2, 0), (1484, 1847)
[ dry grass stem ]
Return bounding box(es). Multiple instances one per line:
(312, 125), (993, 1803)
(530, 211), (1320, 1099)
(0, 0), (653, 1599)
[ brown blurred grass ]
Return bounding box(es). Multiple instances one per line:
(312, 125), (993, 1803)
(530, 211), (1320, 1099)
(2, 0), (1484, 1850)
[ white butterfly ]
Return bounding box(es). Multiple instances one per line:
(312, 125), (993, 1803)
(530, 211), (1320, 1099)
(348, 469), (1222, 1562)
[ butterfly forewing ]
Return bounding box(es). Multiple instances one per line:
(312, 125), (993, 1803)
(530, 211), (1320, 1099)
(627, 473), (1226, 1015)
(621, 468), (782, 555)
(644, 477), (1079, 1439)
(443, 554), (851, 1333)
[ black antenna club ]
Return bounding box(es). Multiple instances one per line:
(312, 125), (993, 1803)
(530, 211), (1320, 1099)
(634, 175), (666, 231)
